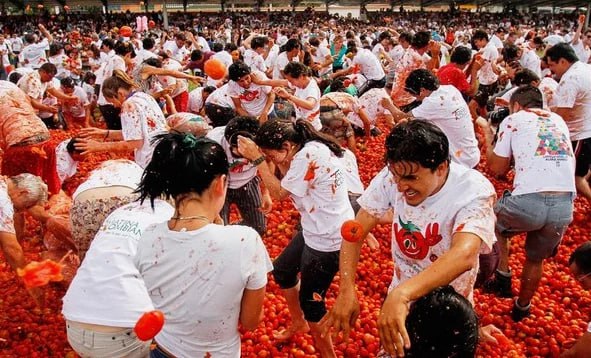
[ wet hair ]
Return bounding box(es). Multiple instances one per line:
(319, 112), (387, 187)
(308, 37), (320, 47)
(378, 31), (392, 42)
(40, 63), (57, 76)
(66, 137), (83, 156)
(102, 69), (138, 99)
(114, 41), (135, 57)
(190, 49), (203, 61)
(405, 286), (479, 357)
(102, 38), (115, 50)
(399, 32), (413, 43)
(411, 31), (431, 49)
(224, 116), (260, 147)
(212, 42), (224, 53)
(513, 69), (540, 86)
(9, 174), (48, 208)
(385, 119), (450, 170)
(251, 36), (267, 50)
(543, 42), (578, 64)
(509, 85), (543, 109)
(202, 85), (216, 95)
(283, 61), (310, 78)
(137, 132), (229, 208)
(144, 57), (163, 68)
(225, 43), (238, 52)
(142, 37), (155, 50)
(255, 119), (344, 157)
(8, 72), (23, 84)
(228, 61), (251, 81)
(502, 44), (520, 63)
(83, 72), (96, 84)
(322, 76), (348, 93)
(405, 69), (439, 96)
(570, 242), (591, 274)
(450, 46), (472, 65)
(60, 77), (75, 89)
(472, 29), (489, 42)
(280, 38), (301, 53)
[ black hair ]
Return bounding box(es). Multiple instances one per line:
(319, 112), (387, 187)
(66, 137), (83, 156)
(114, 41), (135, 57)
(49, 43), (62, 57)
(543, 42), (579, 64)
(142, 37), (155, 50)
(228, 61), (251, 81)
(40, 63), (57, 76)
(513, 69), (540, 86)
(83, 72), (96, 84)
(144, 57), (163, 68)
(102, 38), (115, 50)
(251, 36), (267, 50)
(224, 116), (260, 147)
(378, 31), (392, 42)
(323, 76), (348, 93)
(212, 42), (224, 53)
(202, 85), (216, 94)
(8, 72), (23, 84)
(405, 69), (439, 96)
(308, 37), (320, 47)
(405, 286), (479, 358)
(503, 44), (520, 63)
(225, 43), (238, 52)
(137, 132), (229, 208)
(283, 62), (310, 78)
(509, 85), (544, 109)
(191, 49), (203, 62)
(399, 32), (413, 43)
(385, 119), (450, 170)
(472, 29), (489, 42)
(60, 77), (75, 89)
(280, 38), (301, 53)
(570, 242), (591, 274)
(450, 46), (472, 65)
(411, 31), (431, 49)
(255, 119), (344, 157)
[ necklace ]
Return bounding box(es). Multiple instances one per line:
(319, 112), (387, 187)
(171, 215), (211, 222)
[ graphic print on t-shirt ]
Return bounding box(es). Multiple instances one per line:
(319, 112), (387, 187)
(239, 89), (260, 102)
(535, 116), (572, 161)
(393, 216), (443, 260)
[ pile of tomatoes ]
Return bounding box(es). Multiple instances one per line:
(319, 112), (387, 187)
(0, 127), (589, 357)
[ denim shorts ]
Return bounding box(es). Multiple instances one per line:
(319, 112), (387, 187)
(494, 190), (574, 261)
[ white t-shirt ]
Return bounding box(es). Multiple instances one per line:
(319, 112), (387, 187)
(272, 52), (298, 80)
(0, 178), (15, 235)
(552, 61), (591, 141)
(227, 73), (273, 117)
(478, 41), (499, 86)
(494, 109), (576, 195)
(72, 160), (143, 199)
(206, 126), (257, 189)
(160, 60), (188, 98)
(281, 141), (354, 252)
(97, 52), (126, 105)
(358, 163), (496, 300)
(411, 85), (480, 168)
(352, 48), (386, 81)
(19, 38), (49, 69)
(519, 49), (542, 78)
(62, 86), (90, 118)
(571, 41), (591, 64)
(205, 84), (236, 109)
(134, 48), (158, 68)
(62, 200), (174, 327)
(188, 87), (205, 114)
(291, 80), (321, 130)
(135, 223), (272, 358)
(243, 49), (267, 74)
(312, 45), (332, 76)
(341, 149), (364, 194)
(55, 140), (78, 185)
(121, 91), (168, 168)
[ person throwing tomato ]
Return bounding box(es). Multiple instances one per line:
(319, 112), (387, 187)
(320, 120), (502, 357)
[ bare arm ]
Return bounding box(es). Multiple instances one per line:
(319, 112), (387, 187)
(561, 332), (591, 358)
(0, 232), (26, 270)
(239, 287), (266, 330)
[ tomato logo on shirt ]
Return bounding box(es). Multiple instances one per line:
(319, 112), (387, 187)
(393, 217), (442, 260)
(239, 89), (259, 102)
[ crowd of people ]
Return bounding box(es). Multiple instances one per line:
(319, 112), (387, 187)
(1, 6), (591, 358)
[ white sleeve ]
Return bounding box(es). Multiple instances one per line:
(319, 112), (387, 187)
(242, 231), (273, 290)
(357, 167), (396, 218)
(493, 117), (514, 158)
(0, 190), (16, 235)
(281, 148), (317, 198)
(553, 78), (578, 109)
(411, 98), (436, 119)
(120, 101), (144, 141)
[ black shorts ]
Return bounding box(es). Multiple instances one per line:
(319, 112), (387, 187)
(573, 138), (591, 177)
(272, 232), (339, 322)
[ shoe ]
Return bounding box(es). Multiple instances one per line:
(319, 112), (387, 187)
(370, 127), (382, 136)
(483, 270), (513, 298)
(511, 299), (531, 322)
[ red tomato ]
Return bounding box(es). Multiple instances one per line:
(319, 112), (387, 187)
(134, 310), (165, 341)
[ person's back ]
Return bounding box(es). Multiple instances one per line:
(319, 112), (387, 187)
(136, 223), (270, 357)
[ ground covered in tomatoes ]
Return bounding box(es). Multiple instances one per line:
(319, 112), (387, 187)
(0, 127), (589, 357)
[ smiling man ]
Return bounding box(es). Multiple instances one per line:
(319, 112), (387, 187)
(320, 120), (497, 357)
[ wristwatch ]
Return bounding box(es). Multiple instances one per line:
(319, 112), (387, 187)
(251, 155), (266, 166)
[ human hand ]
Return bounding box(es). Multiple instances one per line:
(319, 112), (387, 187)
(260, 192), (273, 214)
(318, 286), (360, 341)
(237, 135), (263, 162)
(378, 289), (412, 357)
(74, 137), (103, 156)
(78, 127), (107, 139)
(479, 324), (507, 345)
(273, 87), (290, 99)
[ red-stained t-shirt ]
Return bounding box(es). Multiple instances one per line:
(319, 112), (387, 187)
(437, 63), (470, 94)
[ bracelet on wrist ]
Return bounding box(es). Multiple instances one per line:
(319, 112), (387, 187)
(251, 155), (266, 166)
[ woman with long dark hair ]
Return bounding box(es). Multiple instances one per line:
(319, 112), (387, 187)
(238, 119), (354, 358)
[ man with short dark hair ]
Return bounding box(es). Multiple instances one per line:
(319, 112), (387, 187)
(545, 42), (591, 201)
(562, 242), (591, 357)
(437, 46), (483, 98)
(19, 24), (53, 70)
(483, 85), (575, 322)
(472, 29), (502, 112)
